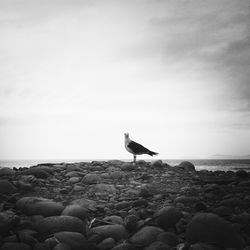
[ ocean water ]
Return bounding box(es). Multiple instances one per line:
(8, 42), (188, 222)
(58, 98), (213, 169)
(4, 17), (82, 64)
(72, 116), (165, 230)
(0, 159), (250, 172)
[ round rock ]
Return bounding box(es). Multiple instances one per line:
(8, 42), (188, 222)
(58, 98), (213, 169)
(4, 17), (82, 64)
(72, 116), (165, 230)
(186, 213), (246, 249)
(156, 207), (182, 230)
(82, 173), (101, 184)
(16, 197), (64, 216)
(89, 224), (128, 242)
(129, 226), (163, 247)
(0, 242), (32, 250)
(35, 215), (86, 235)
(144, 241), (170, 250)
(61, 205), (88, 221)
(0, 180), (17, 195)
(54, 231), (89, 250)
(178, 161), (195, 171)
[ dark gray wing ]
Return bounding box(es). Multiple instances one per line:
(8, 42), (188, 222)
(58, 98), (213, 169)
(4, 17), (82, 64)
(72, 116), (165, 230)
(127, 140), (150, 154)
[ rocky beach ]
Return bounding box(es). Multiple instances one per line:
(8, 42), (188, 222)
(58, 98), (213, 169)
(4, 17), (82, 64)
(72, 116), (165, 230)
(0, 160), (250, 250)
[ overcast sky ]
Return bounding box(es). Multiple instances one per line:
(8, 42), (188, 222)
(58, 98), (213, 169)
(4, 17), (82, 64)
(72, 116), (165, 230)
(0, 0), (249, 160)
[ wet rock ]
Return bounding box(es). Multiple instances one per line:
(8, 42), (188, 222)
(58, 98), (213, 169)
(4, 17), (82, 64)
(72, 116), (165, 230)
(144, 241), (171, 250)
(35, 215), (86, 235)
(232, 212), (250, 225)
(82, 174), (101, 184)
(0, 167), (15, 176)
(33, 243), (50, 250)
(61, 205), (88, 221)
(70, 198), (97, 211)
(65, 171), (83, 177)
(194, 202), (207, 212)
(129, 226), (163, 247)
(213, 206), (233, 217)
(0, 243), (32, 250)
(115, 201), (132, 210)
(0, 211), (20, 234)
(98, 237), (116, 250)
(139, 184), (157, 198)
(94, 184), (116, 193)
(89, 224), (128, 241)
(124, 215), (138, 232)
(238, 180), (250, 187)
(157, 232), (179, 247)
(236, 170), (248, 178)
(156, 207), (182, 230)
(110, 243), (137, 250)
(151, 160), (164, 168)
(73, 185), (85, 192)
(16, 231), (38, 247)
(15, 181), (33, 192)
(189, 243), (221, 250)
(220, 197), (242, 207)
(186, 213), (246, 249)
(53, 243), (71, 250)
(53, 231), (89, 250)
(109, 171), (126, 180)
(68, 177), (81, 184)
(121, 163), (135, 171)
(178, 161), (195, 171)
(22, 168), (50, 179)
(0, 180), (17, 195)
(103, 215), (124, 225)
(16, 197), (64, 216)
(174, 196), (199, 205)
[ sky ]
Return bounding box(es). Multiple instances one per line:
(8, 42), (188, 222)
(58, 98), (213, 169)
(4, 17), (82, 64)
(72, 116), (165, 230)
(0, 0), (250, 160)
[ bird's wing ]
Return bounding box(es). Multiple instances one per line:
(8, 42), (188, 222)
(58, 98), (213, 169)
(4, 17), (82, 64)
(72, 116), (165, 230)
(127, 140), (150, 154)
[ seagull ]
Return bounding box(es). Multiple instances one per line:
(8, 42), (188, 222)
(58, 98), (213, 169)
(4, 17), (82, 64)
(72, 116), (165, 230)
(124, 133), (158, 164)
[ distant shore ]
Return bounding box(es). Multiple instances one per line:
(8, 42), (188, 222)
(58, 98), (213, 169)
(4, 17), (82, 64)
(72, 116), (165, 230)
(1, 158), (250, 172)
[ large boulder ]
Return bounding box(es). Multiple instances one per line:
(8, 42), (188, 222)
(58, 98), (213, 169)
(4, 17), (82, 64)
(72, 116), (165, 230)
(70, 198), (97, 211)
(61, 205), (88, 221)
(186, 213), (246, 249)
(16, 197), (64, 216)
(0, 167), (15, 176)
(0, 242), (32, 250)
(156, 207), (182, 230)
(53, 232), (89, 250)
(129, 226), (163, 247)
(35, 216), (86, 235)
(89, 224), (128, 242)
(178, 161), (195, 171)
(0, 180), (17, 195)
(22, 167), (51, 178)
(0, 210), (20, 233)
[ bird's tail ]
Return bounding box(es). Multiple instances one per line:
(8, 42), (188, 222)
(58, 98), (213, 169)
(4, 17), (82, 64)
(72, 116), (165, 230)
(148, 150), (159, 156)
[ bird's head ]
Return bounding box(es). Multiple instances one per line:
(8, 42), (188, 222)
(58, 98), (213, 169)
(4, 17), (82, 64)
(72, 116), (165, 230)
(124, 133), (129, 139)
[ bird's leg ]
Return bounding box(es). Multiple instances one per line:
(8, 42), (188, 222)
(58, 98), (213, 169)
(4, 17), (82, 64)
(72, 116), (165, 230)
(133, 155), (136, 165)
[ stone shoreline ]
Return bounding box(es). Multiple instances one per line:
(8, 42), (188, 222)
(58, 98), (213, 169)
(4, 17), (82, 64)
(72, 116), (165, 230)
(0, 160), (250, 250)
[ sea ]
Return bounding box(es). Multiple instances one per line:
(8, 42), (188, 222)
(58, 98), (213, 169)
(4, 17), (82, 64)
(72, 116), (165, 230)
(0, 159), (250, 172)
